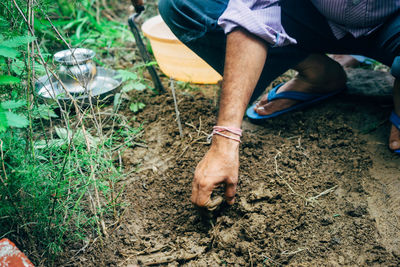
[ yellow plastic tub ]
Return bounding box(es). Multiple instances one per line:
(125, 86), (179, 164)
(142, 15), (222, 84)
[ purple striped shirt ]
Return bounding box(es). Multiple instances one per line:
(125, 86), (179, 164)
(218, 0), (400, 46)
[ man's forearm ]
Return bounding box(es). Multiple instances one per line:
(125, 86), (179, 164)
(191, 29), (268, 207)
(217, 29), (268, 128)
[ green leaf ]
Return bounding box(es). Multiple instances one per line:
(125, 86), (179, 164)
(5, 112), (28, 128)
(0, 46), (19, 59)
(32, 104), (58, 120)
(134, 82), (146, 91)
(55, 127), (70, 140)
(1, 100), (26, 109)
(0, 108), (8, 132)
(1, 36), (36, 48)
(122, 83), (134, 93)
(113, 93), (121, 112)
(34, 139), (66, 149)
(144, 61), (158, 67)
(0, 75), (20, 85)
(11, 59), (46, 76)
(76, 17), (88, 40)
(129, 102), (146, 113)
(129, 103), (138, 113)
(115, 70), (138, 82)
(0, 18), (9, 30)
(122, 82), (147, 93)
(11, 59), (24, 75)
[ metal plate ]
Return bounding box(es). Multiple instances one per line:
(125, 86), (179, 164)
(35, 67), (122, 105)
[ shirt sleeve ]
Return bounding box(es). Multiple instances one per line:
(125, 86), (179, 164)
(217, 0), (297, 47)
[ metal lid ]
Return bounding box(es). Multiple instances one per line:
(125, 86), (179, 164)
(54, 48), (96, 65)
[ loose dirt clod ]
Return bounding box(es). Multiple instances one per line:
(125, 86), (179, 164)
(206, 196), (224, 211)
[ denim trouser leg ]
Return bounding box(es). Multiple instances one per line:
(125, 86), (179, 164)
(368, 11), (400, 78)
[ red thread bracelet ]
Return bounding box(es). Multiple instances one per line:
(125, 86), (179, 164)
(208, 126), (242, 143)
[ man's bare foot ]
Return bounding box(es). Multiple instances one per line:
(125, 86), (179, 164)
(331, 55), (361, 68)
(255, 54), (347, 116)
(389, 124), (400, 152)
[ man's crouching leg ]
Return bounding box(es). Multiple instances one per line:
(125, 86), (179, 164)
(254, 54), (347, 116)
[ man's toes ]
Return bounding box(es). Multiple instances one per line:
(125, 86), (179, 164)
(256, 95), (269, 108)
(254, 105), (270, 115)
(389, 140), (400, 151)
(389, 125), (400, 151)
(254, 99), (299, 116)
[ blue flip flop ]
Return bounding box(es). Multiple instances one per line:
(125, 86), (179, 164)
(246, 83), (345, 120)
(389, 111), (400, 154)
(351, 55), (375, 65)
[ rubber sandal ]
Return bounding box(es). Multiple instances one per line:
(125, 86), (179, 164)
(246, 83), (345, 120)
(351, 55), (375, 65)
(389, 111), (400, 154)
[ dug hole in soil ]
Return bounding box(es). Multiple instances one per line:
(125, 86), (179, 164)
(66, 68), (400, 266)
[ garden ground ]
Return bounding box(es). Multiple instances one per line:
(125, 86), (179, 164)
(58, 68), (400, 266)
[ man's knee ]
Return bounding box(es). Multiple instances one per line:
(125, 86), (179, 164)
(158, 0), (209, 43)
(159, 0), (227, 44)
(158, 0), (178, 21)
(391, 56), (400, 79)
(158, 0), (182, 30)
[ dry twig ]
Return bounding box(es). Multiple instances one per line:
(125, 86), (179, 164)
(170, 78), (183, 138)
(306, 185), (338, 204)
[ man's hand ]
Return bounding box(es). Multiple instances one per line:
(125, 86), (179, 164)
(191, 136), (239, 207)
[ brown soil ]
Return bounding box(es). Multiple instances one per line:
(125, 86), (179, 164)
(62, 70), (400, 266)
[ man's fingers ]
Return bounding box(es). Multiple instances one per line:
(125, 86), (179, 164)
(191, 178), (199, 205)
(225, 179), (237, 205)
(192, 176), (237, 207)
(191, 175), (214, 207)
(195, 184), (213, 207)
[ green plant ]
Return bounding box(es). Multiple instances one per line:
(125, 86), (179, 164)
(0, 0), (145, 264)
(176, 80), (201, 92)
(33, 0), (135, 56)
(129, 101), (146, 113)
(0, 100), (29, 132)
(113, 69), (149, 113)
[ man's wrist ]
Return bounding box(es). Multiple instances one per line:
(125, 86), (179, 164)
(211, 132), (240, 151)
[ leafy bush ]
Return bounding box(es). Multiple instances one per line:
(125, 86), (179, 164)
(0, 0), (147, 264)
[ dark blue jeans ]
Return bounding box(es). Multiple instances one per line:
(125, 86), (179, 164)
(159, 0), (400, 102)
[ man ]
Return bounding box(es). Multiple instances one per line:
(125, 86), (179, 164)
(155, 0), (400, 208)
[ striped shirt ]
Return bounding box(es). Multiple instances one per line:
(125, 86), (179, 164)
(218, 0), (400, 46)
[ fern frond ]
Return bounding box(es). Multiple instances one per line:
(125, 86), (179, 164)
(1, 35), (36, 48)
(0, 46), (19, 59)
(0, 75), (21, 85)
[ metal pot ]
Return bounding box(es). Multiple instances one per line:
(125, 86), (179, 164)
(54, 48), (97, 93)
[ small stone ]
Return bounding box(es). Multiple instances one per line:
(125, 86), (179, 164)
(320, 217), (333, 226)
(330, 236), (341, 245)
(248, 185), (274, 202)
(346, 205), (367, 217)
